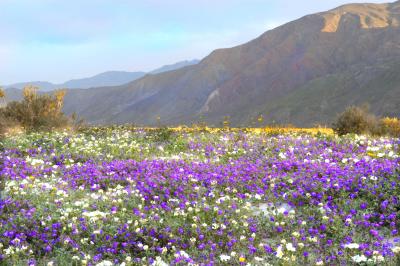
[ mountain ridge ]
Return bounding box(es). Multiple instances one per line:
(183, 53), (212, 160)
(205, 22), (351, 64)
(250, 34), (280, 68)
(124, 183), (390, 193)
(62, 0), (400, 126)
(6, 1), (400, 126)
(3, 59), (199, 91)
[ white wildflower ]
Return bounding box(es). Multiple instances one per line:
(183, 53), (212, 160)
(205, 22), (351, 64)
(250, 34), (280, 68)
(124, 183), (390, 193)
(352, 255), (367, 263)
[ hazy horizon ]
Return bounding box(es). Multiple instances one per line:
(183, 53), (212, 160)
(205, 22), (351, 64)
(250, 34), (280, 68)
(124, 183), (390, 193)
(1, 0), (391, 84)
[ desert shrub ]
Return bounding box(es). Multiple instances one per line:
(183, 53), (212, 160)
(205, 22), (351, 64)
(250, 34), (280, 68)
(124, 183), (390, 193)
(333, 105), (380, 136)
(0, 88), (7, 136)
(0, 114), (7, 137)
(70, 112), (86, 131)
(0, 113), (19, 136)
(0, 86), (71, 132)
(380, 117), (400, 137)
(152, 127), (176, 143)
(219, 116), (231, 129)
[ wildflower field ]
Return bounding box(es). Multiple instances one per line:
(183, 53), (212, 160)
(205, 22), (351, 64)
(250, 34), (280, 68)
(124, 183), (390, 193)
(1, 127), (399, 265)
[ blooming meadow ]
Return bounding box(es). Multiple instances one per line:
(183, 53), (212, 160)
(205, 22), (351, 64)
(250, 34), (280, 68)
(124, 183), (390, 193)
(1, 127), (399, 265)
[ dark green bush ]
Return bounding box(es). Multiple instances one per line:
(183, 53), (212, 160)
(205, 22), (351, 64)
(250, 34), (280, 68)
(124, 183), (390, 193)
(333, 105), (380, 136)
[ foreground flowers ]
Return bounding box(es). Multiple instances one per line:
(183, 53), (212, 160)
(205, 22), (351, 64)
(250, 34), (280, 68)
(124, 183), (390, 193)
(0, 127), (399, 265)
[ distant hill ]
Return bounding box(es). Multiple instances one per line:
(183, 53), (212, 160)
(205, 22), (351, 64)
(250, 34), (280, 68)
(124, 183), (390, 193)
(4, 59), (199, 91)
(150, 60), (200, 74)
(62, 71), (146, 89)
(5, 81), (56, 91)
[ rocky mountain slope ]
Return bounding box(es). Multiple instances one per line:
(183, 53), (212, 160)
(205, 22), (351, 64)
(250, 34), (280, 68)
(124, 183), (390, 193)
(7, 1), (400, 126)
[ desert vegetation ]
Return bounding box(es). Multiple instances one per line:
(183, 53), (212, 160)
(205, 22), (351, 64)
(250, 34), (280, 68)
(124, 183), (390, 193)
(1, 125), (400, 265)
(333, 105), (400, 137)
(0, 87), (78, 136)
(0, 87), (399, 265)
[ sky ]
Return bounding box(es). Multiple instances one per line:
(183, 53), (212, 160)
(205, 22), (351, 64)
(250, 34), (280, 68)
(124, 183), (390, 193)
(0, 0), (391, 84)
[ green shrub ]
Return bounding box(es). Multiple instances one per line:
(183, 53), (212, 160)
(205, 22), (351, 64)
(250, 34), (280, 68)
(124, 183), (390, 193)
(0, 86), (71, 132)
(333, 105), (380, 136)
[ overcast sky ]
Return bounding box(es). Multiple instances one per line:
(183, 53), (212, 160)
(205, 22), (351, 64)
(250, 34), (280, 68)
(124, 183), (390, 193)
(0, 0), (392, 84)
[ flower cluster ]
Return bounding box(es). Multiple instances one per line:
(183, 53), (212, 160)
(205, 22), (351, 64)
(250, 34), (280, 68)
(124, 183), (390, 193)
(0, 127), (399, 265)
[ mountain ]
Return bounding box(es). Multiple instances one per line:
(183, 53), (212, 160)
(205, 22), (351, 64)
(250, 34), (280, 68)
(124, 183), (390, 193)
(150, 60), (200, 74)
(4, 72), (146, 91)
(9, 1), (400, 126)
(59, 0), (400, 126)
(61, 71), (146, 89)
(5, 81), (56, 91)
(3, 60), (199, 91)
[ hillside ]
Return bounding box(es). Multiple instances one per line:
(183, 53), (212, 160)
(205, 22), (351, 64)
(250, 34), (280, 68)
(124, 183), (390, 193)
(9, 1), (400, 126)
(62, 71), (146, 89)
(150, 60), (200, 74)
